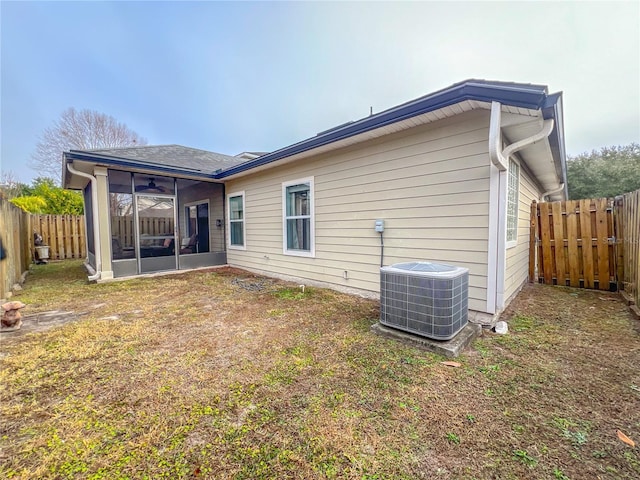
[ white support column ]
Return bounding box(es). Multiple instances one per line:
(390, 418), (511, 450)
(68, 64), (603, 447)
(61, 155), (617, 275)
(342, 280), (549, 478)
(94, 167), (114, 280)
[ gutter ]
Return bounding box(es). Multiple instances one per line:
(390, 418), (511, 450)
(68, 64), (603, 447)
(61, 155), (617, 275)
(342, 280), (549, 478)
(542, 93), (568, 198)
(66, 161), (101, 281)
(541, 183), (566, 201)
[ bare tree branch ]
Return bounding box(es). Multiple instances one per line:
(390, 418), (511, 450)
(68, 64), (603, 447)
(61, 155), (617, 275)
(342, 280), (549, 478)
(30, 108), (147, 184)
(0, 170), (25, 199)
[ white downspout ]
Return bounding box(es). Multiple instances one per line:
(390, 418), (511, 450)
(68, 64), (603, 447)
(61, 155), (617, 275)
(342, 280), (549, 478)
(489, 102), (508, 171)
(487, 101), (556, 313)
(489, 101), (555, 170)
(541, 183), (565, 201)
(66, 161), (101, 281)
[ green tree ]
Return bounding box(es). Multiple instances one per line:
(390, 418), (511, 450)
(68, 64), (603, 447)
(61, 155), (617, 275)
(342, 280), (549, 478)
(10, 177), (83, 214)
(567, 143), (640, 199)
(10, 196), (47, 213)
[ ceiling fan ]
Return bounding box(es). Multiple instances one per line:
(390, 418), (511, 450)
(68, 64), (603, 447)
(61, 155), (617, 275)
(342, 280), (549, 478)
(135, 178), (167, 193)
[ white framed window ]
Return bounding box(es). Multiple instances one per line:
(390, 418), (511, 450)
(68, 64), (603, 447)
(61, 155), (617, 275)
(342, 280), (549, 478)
(282, 177), (315, 257)
(227, 191), (245, 250)
(506, 159), (520, 248)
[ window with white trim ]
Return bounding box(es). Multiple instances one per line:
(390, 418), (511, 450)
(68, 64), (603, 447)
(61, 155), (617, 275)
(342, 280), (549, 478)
(283, 178), (314, 256)
(227, 192), (245, 249)
(506, 159), (520, 246)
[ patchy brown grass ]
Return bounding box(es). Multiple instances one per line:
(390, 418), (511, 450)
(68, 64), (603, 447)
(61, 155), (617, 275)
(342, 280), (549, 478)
(1, 260), (639, 479)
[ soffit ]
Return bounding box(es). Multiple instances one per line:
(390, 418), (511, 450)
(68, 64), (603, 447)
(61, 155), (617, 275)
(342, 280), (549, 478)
(501, 115), (562, 200)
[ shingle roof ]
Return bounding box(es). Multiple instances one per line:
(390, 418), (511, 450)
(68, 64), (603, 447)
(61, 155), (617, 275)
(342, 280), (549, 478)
(235, 151), (269, 157)
(77, 144), (245, 174)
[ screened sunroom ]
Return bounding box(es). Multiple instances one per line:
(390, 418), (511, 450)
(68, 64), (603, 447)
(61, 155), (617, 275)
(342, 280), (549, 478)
(106, 170), (226, 277)
(63, 145), (246, 280)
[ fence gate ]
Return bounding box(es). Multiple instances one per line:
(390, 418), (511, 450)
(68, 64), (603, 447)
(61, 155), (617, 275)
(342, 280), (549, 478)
(617, 190), (640, 307)
(529, 198), (617, 291)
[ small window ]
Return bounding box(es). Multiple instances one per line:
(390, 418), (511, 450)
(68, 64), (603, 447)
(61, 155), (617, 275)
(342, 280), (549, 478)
(283, 178), (314, 257)
(506, 159), (520, 246)
(227, 192), (245, 249)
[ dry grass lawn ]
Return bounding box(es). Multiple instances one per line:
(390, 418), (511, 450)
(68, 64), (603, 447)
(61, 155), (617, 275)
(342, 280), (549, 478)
(1, 260), (639, 479)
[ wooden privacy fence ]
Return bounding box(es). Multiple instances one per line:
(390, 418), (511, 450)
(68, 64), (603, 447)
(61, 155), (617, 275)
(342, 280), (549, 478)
(0, 198), (31, 300)
(530, 198), (616, 291)
(30, 215), (86, 260)
(111, 216), (135, 249)
(617, 190), (640, 307)
(111, 216), (174, 248)
(530, 190), (640, 309)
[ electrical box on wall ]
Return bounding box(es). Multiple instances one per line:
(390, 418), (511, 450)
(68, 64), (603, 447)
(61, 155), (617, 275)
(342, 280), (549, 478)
(375, 220), (385, 233)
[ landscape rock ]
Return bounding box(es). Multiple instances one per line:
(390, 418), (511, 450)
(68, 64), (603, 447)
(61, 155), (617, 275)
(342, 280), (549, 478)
(492, 321), (508, 335)
(3, 301), (26, 311)
(2, 301), (26, 331)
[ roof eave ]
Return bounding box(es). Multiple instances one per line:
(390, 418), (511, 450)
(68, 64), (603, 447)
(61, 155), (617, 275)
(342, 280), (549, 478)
(63, 150), (219, 183)
(541, 92), (568, 198)
(216, 80), (550, 179)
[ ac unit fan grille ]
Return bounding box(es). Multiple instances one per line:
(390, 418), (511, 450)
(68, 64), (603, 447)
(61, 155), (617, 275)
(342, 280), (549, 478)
(380, 263), (469, 341)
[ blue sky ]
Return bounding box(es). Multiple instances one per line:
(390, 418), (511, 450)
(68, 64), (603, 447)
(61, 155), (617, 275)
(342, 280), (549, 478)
(1, 1), (639, 184)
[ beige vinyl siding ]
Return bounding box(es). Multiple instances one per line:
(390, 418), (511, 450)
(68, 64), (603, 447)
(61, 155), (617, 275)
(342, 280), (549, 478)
(504, 165), (543, 303)
(226, 109), (492, 312)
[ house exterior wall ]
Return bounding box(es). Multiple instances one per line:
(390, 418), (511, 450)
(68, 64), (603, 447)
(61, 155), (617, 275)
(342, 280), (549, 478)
(504, 163), (543, 303)
(226, 109), (494, 313)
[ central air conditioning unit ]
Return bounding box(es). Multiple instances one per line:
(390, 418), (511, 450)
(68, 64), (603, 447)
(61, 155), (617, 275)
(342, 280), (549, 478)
(380, 261), (469, 341)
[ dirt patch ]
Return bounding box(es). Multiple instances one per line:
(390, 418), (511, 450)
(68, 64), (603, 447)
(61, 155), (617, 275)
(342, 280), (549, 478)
(1, 263), (638, 479)
(1, 311), (85, 346)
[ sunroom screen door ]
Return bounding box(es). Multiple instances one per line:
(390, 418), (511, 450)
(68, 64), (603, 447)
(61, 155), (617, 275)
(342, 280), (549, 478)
(135, 194), (178, 274)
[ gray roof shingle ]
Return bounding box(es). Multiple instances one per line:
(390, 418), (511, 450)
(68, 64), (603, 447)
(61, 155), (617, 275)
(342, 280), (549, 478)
(77, 144), (245, 174)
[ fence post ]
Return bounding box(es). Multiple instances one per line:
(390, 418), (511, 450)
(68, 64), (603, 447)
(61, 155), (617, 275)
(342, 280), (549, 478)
(594, 198), (610, 291)
(529, 200), (537, 282)
(614, 196), (624, 292)
(552, 201), (566, 286)
(539, 202), (553, 284)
